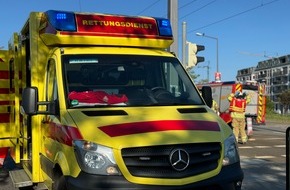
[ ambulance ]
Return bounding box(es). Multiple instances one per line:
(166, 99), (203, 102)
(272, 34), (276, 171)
(1, 10), (243, 190)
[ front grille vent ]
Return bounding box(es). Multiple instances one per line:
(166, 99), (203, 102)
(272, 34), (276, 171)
(121, 143), (221, 178)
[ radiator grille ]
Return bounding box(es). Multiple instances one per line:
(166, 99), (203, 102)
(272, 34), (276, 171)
(121, 143), (221, 178)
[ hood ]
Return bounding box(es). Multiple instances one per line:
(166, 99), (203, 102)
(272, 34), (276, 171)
(67, 106), (230, 149)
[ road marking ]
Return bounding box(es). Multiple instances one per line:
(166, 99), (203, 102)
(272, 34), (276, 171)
(239, 145), (285, 148)
(264, 137), (284, 140)
(238, 146), (252, 149)
(240, 156), (250, 159)
(255, 155), (276, 159)
(274, 145), (285, 148)
(254, 146), (271, 148)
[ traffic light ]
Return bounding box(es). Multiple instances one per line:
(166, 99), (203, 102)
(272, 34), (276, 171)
(187, 42), (205, 68)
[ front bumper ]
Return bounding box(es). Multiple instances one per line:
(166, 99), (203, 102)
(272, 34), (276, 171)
(66, 162), (243, 190)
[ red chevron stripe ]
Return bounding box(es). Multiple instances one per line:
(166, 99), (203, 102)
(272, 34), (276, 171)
(99, 120), (220, 137)
(47, 122), (83, 146)
(0, 113), (10, 123)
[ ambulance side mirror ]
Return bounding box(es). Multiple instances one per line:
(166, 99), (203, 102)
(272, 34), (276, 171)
(201, 86), (213, 108)
(22, 87), (38, 115)
(21, 87), (57, 115)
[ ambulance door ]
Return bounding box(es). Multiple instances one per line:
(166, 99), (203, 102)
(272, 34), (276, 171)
(7, 51), (24, 165)
(41, 58), (60, 172)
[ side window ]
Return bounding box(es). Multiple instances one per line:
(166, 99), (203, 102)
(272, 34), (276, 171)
(46, 59), (57, 102)
(163, 62), (185, 97)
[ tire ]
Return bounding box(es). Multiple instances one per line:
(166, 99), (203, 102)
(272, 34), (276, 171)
(53, 170), (67, 190)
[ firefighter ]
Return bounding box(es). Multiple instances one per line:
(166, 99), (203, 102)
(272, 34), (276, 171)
(228, 91), (251, 144)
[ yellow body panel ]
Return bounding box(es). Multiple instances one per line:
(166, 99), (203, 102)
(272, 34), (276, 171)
(64, 106), (230, 185)
(40, 33), (173, 49)
(0, 50), (14, 148)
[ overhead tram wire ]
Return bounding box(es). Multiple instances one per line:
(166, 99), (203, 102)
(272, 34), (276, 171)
(179, 0), (199, 10)
(159, 0), (214, 19)
(176, 0), (217, 39)
(187, 0), (280, 33)
(179, 0), (216, 20)
(161, 0), (208, 19)
(137, 0), (161, 15)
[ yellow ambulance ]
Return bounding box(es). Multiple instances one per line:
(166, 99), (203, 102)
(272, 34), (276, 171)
(2, 10), (243, 190)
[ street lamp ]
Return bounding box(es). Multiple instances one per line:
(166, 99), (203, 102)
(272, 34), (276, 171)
(196, 32), (219, 81)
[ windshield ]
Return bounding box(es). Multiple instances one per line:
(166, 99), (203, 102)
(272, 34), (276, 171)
(62, 55), (203, 108)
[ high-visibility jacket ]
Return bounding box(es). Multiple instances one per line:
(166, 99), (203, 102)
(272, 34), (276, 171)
(228, 93), (251, 113)
(229, 98), (247, 112)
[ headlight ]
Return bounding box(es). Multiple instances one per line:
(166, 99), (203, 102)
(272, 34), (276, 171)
(73, 140), (121, 175)
(223, 134), (240, 166)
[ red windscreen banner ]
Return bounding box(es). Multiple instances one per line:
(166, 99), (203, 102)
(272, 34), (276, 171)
(76, 14), (158, 36)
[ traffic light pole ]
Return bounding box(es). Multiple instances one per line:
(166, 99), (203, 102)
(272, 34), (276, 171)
(168, 0), (178, 57)
(182, 22), (186, 66)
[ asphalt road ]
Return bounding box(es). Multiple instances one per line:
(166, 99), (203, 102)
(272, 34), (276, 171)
(0, 168), (11, 190)
(239, 124), (287, 190)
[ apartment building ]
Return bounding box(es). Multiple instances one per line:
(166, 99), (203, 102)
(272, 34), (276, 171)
(236, 54), (290, 113)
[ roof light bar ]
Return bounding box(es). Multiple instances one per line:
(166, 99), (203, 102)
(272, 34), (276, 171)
(45, 10), (77, 31)
(155, 18), (172, 37)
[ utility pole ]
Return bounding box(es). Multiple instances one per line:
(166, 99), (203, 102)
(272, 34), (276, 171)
(168, 0), (178, 57)
(182, 22), (186, 66)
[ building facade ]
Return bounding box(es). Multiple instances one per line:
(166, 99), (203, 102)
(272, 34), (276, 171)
(236, 54), (290, 114)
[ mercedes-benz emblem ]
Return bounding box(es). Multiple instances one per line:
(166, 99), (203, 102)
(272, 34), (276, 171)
(169, 148), (190, 171)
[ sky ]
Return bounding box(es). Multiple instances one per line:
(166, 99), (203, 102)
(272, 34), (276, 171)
(0, 0), (289, 82)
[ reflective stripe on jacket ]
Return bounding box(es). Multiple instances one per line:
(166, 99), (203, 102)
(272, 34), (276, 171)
(229, 98), (247, 112)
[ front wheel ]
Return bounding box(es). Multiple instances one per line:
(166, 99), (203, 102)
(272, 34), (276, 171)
(53, 170), (67, 190)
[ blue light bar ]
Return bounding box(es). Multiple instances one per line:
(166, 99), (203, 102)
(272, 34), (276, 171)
(45, 10), (77, 31)
(155, 18), (173, 37)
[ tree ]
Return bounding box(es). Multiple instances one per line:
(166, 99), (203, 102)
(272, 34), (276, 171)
(278, 90), (290, 114)
(265, 96), (274, 114)
(186, 68), (200, 81)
